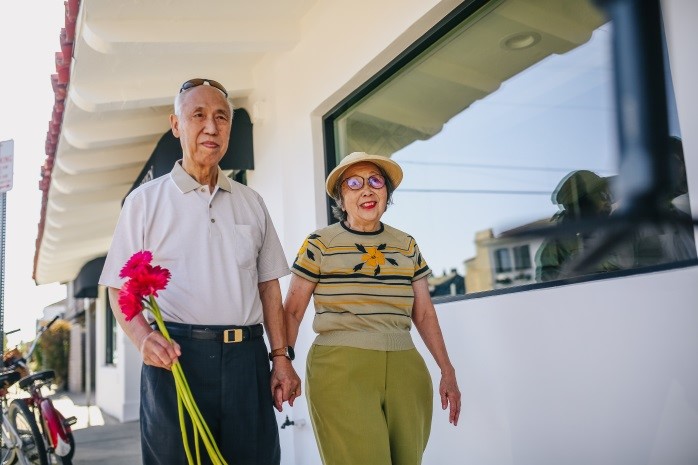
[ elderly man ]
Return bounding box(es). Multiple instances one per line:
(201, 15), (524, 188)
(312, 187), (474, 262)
(99, 78), (301, 465)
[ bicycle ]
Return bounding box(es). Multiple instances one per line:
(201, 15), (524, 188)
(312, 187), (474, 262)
(1, 370), (46, 465)
(3, 317), (76, 465)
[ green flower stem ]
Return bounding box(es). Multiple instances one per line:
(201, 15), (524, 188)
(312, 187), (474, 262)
(172, 365), (225, 465)
(177, 389), (195, 465)
(148, 297), (228, 465)
(171, 363), (225, 459)
(174, 378), (203, 465)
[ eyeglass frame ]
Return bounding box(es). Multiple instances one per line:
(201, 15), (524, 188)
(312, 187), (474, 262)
(179, 78), (228, 98)
(341, 174), (386, 191)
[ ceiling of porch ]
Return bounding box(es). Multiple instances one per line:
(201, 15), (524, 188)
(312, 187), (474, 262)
(34, 0), (317, 285)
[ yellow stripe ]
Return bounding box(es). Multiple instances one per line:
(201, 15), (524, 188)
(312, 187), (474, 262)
(323, 268), (414, 276)
(314, 299), (412, 309)
(311, 239), (417, 255)
(317, 283), (411, 289)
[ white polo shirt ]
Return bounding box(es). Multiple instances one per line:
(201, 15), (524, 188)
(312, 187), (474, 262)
(99, 161), (290, 325)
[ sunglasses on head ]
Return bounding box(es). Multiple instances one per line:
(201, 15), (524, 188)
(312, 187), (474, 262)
(179, 78), (228, 97)
(342, 174), (386, 190)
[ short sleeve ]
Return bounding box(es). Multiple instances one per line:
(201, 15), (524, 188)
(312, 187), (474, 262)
(98, 192), (146, 289)
(290, 233), (322, 283)
(412, 241), (432, 282)
(255, 196), (291, 282)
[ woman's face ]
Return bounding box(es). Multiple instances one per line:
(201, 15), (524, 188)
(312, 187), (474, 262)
(340, 161), (388, 231)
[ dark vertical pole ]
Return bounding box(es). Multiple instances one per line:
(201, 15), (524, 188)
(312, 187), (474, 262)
(596, 0), (670, 216)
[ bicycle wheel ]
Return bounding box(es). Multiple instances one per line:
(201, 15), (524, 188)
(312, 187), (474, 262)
(1, 417), (18, 465)
(8, 401), (47, 465)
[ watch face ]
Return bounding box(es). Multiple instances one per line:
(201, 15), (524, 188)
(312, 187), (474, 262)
(287, 346), (295, 361)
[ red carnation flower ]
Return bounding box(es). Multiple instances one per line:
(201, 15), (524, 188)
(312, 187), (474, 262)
(119, 250), (153, 279)
(118, 280), (146, 321)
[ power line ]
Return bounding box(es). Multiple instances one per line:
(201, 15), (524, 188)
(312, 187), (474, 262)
(399, 188), (551, 195)
(398, 160), (613, 174)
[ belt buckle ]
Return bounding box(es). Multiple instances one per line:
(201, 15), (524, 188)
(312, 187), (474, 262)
(223, 328), (243, 343)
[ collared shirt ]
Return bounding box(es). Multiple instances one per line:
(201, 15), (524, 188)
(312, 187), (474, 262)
(99, 161), (290, 325)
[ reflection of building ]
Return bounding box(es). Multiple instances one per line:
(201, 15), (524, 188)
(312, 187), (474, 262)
(428, 268), (466, 297)
(465, 230), (495, 293)
(466, 220), (548, 293)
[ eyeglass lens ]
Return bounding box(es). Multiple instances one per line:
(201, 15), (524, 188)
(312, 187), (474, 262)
(344, 175), (385, 190)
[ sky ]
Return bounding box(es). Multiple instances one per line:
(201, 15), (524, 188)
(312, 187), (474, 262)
(381, 26), (618, 277)
(1, 2), (68, 347)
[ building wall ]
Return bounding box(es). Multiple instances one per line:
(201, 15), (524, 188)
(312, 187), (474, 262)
(417, 266), (698, 465)
(95, 286), (141, 422)
(67, 325), (83, 392)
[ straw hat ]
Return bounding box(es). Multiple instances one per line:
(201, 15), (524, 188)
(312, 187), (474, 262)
(325, 152), (403, 197)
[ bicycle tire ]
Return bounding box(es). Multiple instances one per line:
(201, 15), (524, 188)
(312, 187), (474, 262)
(1, 416), (18, 465)
(8, 401), (47, 465)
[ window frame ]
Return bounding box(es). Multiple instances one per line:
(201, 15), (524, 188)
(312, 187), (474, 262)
(321, 0), (698, 303)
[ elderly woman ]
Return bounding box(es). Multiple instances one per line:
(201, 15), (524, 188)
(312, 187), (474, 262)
(284, 151), (461, 465)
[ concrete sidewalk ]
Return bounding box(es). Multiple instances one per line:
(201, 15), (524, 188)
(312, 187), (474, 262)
(51, 391), (142, 465)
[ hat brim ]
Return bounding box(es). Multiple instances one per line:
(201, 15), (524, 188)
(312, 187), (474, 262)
(325, 153), (403, 197)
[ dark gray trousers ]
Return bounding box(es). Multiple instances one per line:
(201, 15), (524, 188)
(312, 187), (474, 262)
(140, 334), (280, 465)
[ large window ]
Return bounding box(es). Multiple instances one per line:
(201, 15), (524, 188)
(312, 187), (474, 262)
(326, 0), (695, 298)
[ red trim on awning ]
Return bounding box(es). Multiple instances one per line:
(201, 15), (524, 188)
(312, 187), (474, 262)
(34, 0), (82, 283)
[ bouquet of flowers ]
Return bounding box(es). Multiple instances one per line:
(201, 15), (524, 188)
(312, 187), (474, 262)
(118, 251), (228, 465)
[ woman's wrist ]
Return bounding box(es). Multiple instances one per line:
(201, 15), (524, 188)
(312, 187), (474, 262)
(440, 365), (456, 376)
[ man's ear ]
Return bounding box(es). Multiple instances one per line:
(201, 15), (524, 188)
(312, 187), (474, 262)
(170, 114), (180, 138)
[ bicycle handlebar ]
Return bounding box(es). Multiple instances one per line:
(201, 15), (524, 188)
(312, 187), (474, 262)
(45, 315), (60, 331)
(23, 315), (61, 363)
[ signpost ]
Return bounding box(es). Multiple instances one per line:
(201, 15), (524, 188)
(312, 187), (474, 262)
(0, 139), (14, 354)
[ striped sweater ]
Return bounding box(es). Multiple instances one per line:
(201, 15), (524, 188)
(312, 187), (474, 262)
(291, 221), (431, 351)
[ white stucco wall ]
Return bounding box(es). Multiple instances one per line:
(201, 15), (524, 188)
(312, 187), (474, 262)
(95, 286), (141, 422)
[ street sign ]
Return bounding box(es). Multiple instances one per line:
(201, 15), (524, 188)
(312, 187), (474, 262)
(0, 139), (14, 193)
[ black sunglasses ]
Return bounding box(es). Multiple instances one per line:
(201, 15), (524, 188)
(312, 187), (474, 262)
(179, 78), (228, 98)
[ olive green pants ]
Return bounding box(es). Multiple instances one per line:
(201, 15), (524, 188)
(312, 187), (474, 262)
(306, 345), (433, 465)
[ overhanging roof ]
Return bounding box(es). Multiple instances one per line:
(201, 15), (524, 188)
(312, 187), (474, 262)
(33, 0), (317, 285)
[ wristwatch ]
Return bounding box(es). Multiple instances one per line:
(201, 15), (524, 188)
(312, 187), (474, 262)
(269, 346), (295, 361)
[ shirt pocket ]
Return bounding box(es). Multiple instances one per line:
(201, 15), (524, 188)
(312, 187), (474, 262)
(234, 225), (258, 270)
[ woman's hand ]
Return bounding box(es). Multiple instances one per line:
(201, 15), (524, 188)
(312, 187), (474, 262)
(439, 368), (461, 426)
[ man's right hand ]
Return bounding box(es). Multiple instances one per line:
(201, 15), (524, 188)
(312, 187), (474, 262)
(270, 357), (302, 412)
(139, 330), (181, 370)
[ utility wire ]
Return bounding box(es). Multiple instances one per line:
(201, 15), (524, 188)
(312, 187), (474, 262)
(399, 188), (551, 195)
(398, 159), (614, 174)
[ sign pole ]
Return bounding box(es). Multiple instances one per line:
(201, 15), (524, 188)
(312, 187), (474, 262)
(0, 139), (15, 355)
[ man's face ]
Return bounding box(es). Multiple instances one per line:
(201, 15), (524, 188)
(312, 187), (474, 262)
(170, 85), (232, 169)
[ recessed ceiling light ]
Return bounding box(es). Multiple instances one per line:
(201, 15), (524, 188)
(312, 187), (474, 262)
(501, 32), (541, 51)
